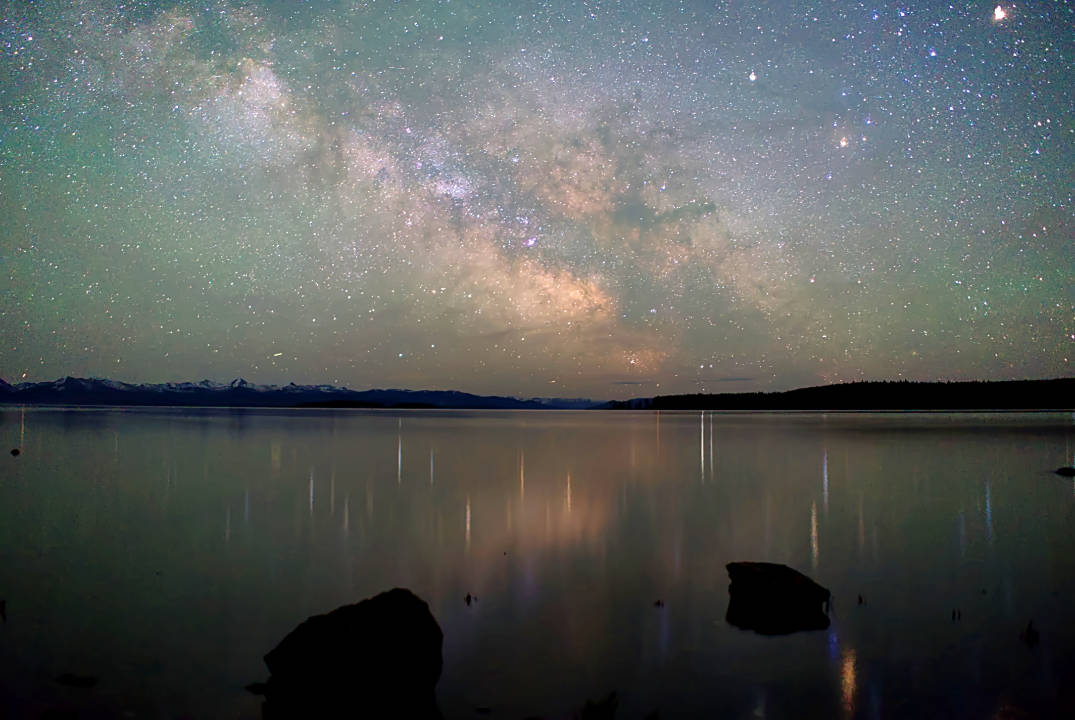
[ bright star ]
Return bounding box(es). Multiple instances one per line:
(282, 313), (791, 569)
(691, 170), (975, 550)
(748, 71), (757, 82)
(993, 6), (1006, 22)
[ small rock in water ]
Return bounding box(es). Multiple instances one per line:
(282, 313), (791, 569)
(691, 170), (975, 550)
(465, 593), (473, 606)
(857, 594), (864, 606)
(245, 682), (269, 695)
(9, 448), (19, 457)
(56, 673), (98, 688)
(654, 599), (664, 608)
(1055, 466), (1075, 477)
(1021, 620), (1040, 648)
(578, 691), (618, 720)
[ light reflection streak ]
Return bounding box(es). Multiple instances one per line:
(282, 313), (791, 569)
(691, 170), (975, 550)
(343, 493), (349, 535)
(465, 496), (471, 550)
(700, 411), (705, 481)
(330, 471), (335, 515)
(985, 479), (993, 545)
(566, 472), (572, 514)
(823, 446), (829, 515)
(430, 448), (435, 486)
(243, 489), (249, 524)
(520, 450), (525, 503)
(397, 424), (402, 485)
(309, 468), (314, 515)
(709, 412), (714, 480)
(841, 648), (857, 716)
(810, 500), (819, 570)
(225, 507), (231, 542)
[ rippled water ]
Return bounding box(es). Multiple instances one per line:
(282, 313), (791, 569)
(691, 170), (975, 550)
(1, 407), (1073, 718)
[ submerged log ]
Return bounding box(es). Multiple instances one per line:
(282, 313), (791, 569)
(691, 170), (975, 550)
(261, 587), (443, 718)
(725, 562), (831, 635)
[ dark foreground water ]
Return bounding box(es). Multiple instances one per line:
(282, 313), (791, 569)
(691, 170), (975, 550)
(1, 408), (1074, 719)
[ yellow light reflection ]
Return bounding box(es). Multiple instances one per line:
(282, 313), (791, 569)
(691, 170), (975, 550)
(520, 450), (525, 503)
(465, 495), (471, 550)
(566, 472), (572, 514)
(841, 648), (857, 715)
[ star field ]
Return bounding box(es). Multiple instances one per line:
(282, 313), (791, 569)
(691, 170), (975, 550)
(1, 1), (1071, 398)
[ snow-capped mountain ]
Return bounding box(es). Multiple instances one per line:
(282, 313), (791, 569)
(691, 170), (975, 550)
(0, 376), (599, 410)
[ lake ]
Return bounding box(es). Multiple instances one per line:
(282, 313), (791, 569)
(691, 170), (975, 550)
(1, 407), (1073, 718)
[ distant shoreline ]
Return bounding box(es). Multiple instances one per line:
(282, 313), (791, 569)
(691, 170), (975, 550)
(1, 376), (1071, 412)
(601, 378), (1075, 412)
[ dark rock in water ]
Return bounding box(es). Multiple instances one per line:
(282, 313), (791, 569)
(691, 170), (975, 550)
(245, 682), (269, 695)
(578, 691), (618, 720)
(1055, 466), (1075, 477)
(1021, 620), (1040, 648)
(55, 673), (97, 688)
(9, 448), (19, 457)
(261, 587), (443, 718)
(725, 562), (831, 635)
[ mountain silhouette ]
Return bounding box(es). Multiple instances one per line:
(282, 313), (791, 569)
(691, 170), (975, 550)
(602, 378), (1074, 411)
(0, 377), (598, 410)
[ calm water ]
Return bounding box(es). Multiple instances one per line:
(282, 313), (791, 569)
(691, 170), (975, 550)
(1, 408), (1074, 719)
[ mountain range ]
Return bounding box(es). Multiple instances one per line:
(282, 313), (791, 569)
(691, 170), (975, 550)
(0, 376), (597, 410)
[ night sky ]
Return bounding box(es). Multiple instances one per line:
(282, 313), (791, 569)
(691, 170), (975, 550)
(1, 1), (1071, 399)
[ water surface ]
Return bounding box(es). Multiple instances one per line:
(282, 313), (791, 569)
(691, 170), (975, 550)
(1, 408), (1073, 718)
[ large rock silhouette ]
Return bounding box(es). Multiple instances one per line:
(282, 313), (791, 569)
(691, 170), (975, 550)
(261, 587), (443, 718)
(725, 562), (831, 635)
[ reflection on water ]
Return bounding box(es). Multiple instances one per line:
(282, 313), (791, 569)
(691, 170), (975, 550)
(0, 408), (1074, 718)
(810, 500), (819, 571)
(840, 647), (857, 717)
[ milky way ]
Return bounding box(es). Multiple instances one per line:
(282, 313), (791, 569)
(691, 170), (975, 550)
(1, 1), (1071, 398)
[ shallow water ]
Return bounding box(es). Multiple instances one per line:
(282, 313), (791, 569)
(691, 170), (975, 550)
(1, 407), (1074, 719)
